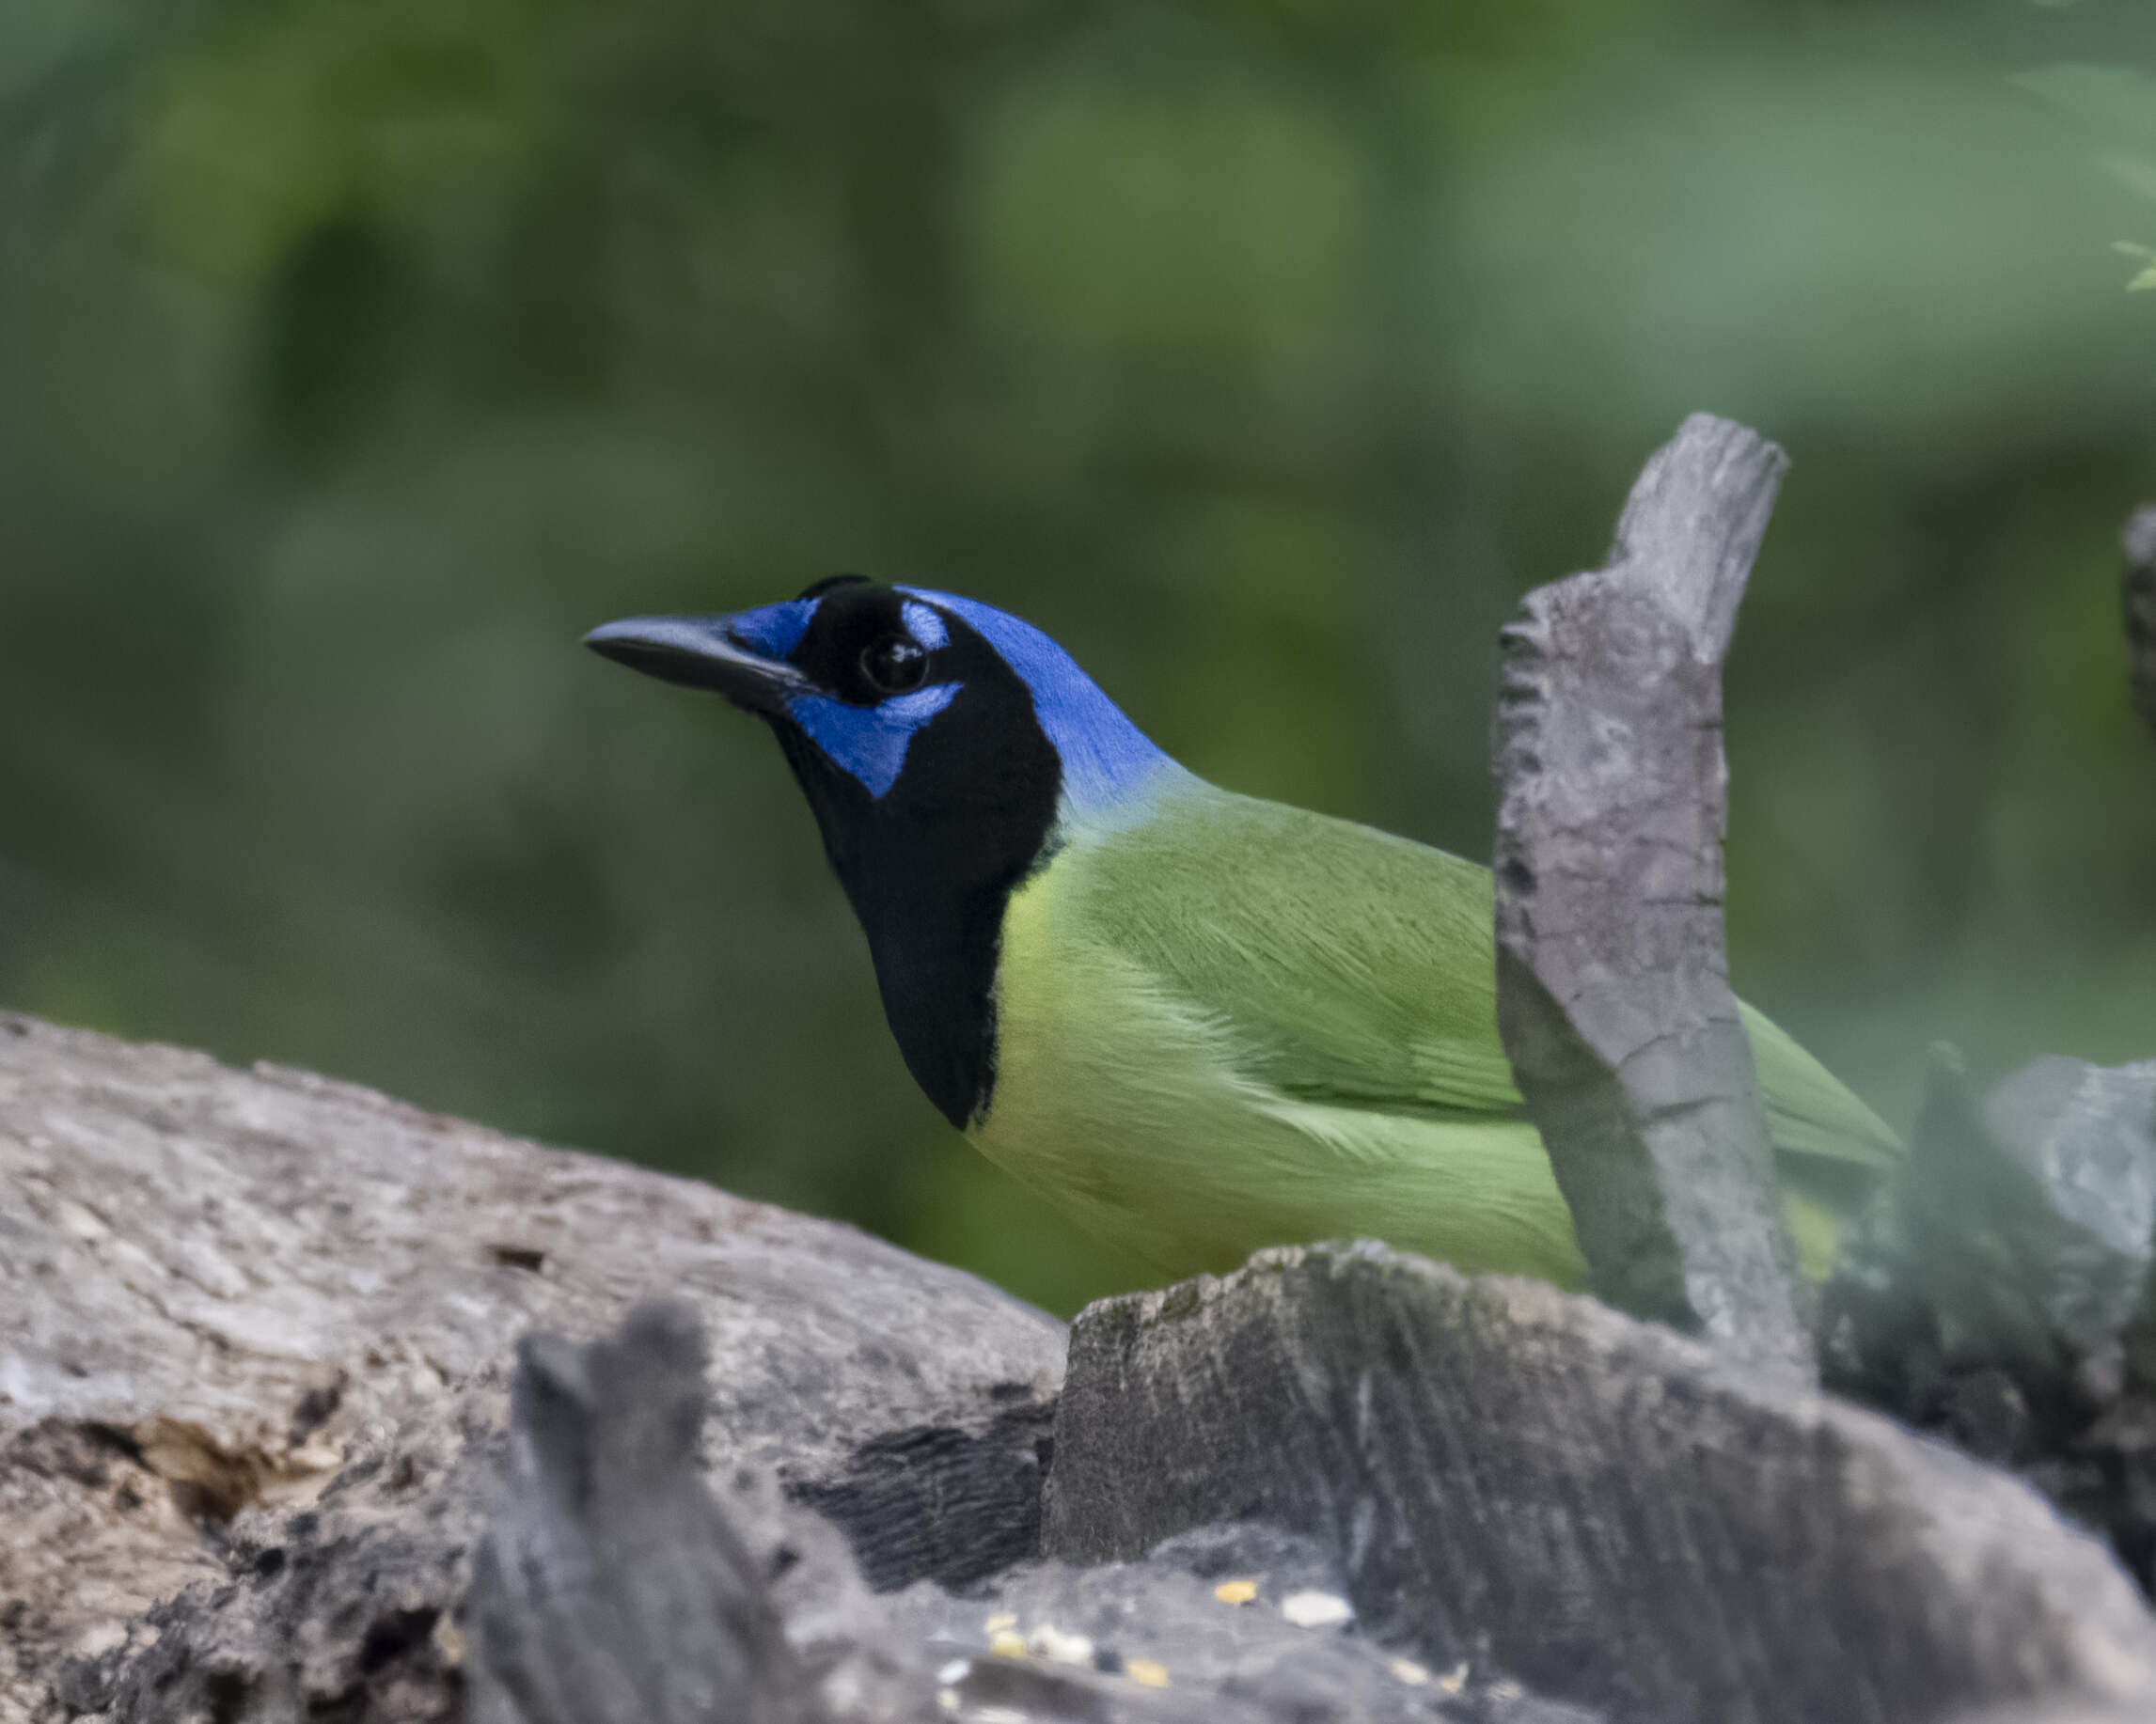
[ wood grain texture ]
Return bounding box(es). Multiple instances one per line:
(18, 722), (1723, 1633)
(0, 1011), (1062, 1719)
(1043, 1242), (2156, 1724)
(1492, 414), (1812, 1385)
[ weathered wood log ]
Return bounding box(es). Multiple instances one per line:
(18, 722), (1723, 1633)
(0, 1012), (1062, 1721)
(465, 1302), (1601, 1724)
(2, 1014), (1608, 1724)
(1042, 1242), (2156, 1724)
(1492, 414), (1811, 1386)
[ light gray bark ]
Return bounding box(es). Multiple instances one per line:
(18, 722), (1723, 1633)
(0, 1012), (1062, 1720)
(2, 1014), (1597, 1724)
(1492, 414), (1811, 1386)
(1043, 1241), (2156, 1724)
(466, 1301), (824, 1724)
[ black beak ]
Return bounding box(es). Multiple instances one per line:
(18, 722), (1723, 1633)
(583, 615), (809, 716)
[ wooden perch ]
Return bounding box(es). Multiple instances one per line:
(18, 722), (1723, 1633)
(1045, 1242), (2156, 1724)
(1492, 414), (1812, 1387)
(0, 1011), (1062, 1720)
(7, 1001), (2155, 1719)
(468, 1302), (818, 1724)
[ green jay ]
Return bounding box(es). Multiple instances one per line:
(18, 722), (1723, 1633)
(587, 576), (1899, 1287)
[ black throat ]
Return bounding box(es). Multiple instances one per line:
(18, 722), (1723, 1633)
(770, 665), (1061, 1130)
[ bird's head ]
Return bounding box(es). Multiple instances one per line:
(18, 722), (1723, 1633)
(586, 575), (1177, 879)
(587, 576), (1181, 1124)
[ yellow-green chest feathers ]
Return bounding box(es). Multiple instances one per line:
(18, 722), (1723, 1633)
(968, 784), (1897, 1285)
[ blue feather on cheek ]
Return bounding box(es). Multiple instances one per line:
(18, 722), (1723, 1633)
(788, 684), (962, 796)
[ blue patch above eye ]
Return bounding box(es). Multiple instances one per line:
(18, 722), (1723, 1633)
(901, 601), (948, 650)
(788, 683), (962, 797)
(726, 599), (815, 660)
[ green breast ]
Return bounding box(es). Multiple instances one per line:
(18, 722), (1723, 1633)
(969, 792), (1590, 1284)
(966, 781), (1897, 1286)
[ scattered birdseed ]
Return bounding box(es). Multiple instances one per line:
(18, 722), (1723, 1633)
(975, 1710), (1029, 1724)
(988, 1630), (1029, 1660)
(984, 1612), (1018, 1635)
(1436, 1663), (1469, 1696)
(1028, 1623), (1096, 1666)
(1213, 1578), (1260, 1606)
(1125, 1658), (1171, 1688)
(936, 1659), (972, 1686)
(936, 1689), (960, 1716)
(1279, 1591), (1354, 1629)
(1489, 1679), (1525, 1701)
(1390, 1658), (1431, 1685)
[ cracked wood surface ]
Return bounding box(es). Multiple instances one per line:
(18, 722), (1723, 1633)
(1046, 1243), (2156, 1724)
(0, 1011), (1063, 1717)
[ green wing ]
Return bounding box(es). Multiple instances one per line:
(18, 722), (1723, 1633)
(1067, 785), (1901, 1199)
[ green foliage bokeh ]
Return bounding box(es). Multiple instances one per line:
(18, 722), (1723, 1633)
(1, 0), (2151, 1313)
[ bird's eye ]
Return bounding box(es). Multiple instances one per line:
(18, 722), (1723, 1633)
(859, 635), (929, 696)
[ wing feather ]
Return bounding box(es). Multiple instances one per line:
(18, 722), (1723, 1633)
(1066, 786), (1900, 1186)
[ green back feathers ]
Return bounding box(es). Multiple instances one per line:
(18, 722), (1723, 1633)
(976, 781), (1898, 1283)
(1055, 788), (1526, 1121)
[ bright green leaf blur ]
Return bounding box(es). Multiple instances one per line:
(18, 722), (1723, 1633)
(1, 0), (2151, 1315)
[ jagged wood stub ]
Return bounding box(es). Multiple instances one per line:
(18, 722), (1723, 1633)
(467, 1301), (820, 1724)
(2126, 507), (2156, 742)
(1493, 413), (1812, 1386)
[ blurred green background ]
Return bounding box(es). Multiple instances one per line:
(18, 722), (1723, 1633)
(2, 0), (2151, 1314)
